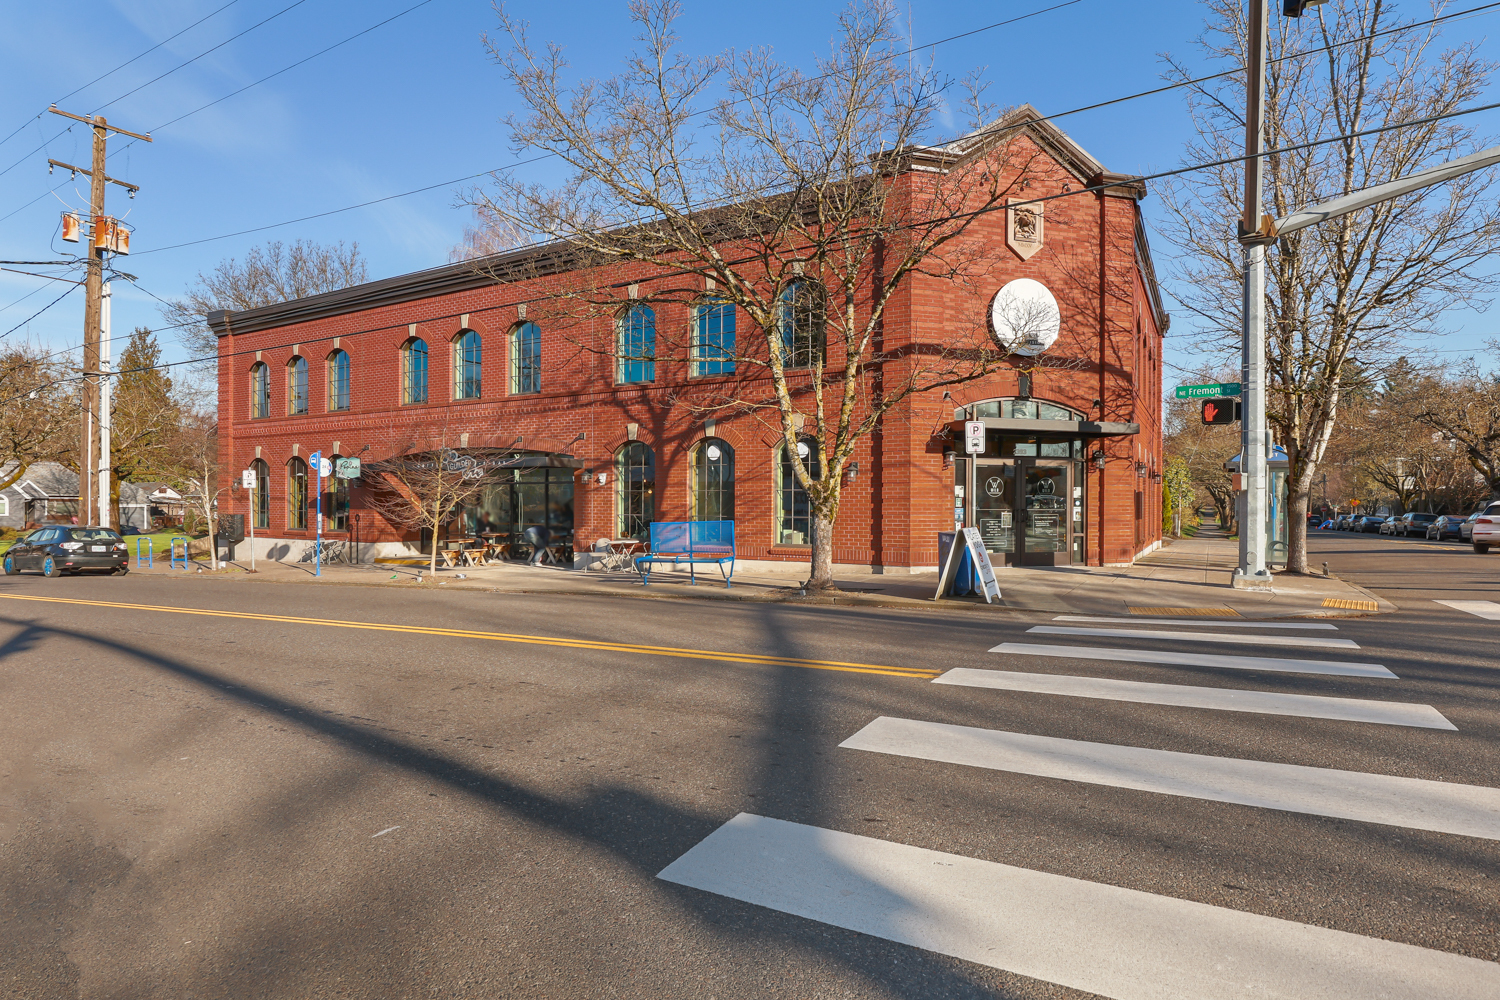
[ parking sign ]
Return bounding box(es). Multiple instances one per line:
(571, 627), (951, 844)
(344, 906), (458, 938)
(241, 469), (256, 489)
(964, 420), (985, 455)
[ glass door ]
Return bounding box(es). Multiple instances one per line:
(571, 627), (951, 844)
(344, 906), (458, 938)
(1019, 463), (1070, 565)
(973, 461), (1017, 557)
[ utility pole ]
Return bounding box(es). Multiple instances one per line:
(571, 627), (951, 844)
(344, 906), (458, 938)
(46, 106), (150, 528)
(1233, 0), (1274, 589)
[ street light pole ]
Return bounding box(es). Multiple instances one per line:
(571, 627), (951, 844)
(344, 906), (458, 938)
(1234, 0), (1274, 589)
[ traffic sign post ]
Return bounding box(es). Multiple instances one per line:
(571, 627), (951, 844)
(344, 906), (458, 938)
(242, 468), (258, 572)
(963, 420), (985, 455)
(1175, 382), (1242, 399)
(309, 451), (322, 577)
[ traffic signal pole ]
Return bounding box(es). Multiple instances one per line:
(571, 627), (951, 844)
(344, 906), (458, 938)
(1234, 0), (1274, 590)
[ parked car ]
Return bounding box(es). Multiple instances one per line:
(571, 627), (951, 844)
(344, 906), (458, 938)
(1426, 515), (1465, 541)
(1359, 516), (1388, 533)
(1373, 515), (1398, 534)
(1459, 508), (1490, 543)
(1395, 511), (1439, 537)
(1335, 515), (1355, 530)
(2, 525), (129, 577)
(1472, 501), (1500, 554)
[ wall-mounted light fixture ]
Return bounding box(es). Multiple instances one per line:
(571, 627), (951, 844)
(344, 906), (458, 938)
(847, 462), (859, 482)
(1091, 449), (1106, 471)
(943, 448), (957, 468)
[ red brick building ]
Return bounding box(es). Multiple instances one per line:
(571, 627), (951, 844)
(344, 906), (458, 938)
(212, 109), (1166, 572)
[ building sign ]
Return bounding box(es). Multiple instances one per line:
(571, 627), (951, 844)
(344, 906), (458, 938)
(990, 278), (1060, 357)
(335, 457), (361, 479)
(1005, 198), (1044, 261)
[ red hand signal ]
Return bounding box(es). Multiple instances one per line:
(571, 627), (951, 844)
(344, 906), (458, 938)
(1203, 401), (1219, 423)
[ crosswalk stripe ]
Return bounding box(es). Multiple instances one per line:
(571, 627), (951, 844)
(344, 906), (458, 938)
(992, 642), (1397, 678)
(658, 813), (1500, 999)
(1434, 600), (1500, 620)
(1055, 614), (1338, 630)
(934, 668), (1454, 729)
(1028, 625), (1359, 649)
(841, 717), (1500, 840)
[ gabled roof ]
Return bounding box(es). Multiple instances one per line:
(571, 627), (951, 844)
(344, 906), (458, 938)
(206, 105), (1150, 338)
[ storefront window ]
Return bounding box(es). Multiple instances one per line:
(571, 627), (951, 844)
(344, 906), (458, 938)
(693, 439), (734, 521)
(777, 439), (819, 545)
(251, 458), (270, 529)
(617, 443), (655, 538)
(327, 456), (349, 531)
(969, 399), (1079, 421)
(288, 458), (308, 530)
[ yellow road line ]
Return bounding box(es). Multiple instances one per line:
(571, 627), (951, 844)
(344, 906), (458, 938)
(0, 593), (938, 679)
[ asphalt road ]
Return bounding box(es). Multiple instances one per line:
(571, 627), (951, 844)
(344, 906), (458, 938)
(1307, 523), (1500, 609)
(1, 557), (1496, 998)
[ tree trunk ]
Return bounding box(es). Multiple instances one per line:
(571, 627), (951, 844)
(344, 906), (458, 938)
(807, 512), (836, 590)
(1285, 488), (1309, 574)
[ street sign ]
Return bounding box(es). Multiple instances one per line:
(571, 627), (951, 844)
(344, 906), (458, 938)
(963, 420), (985, 455)
(1175, 382), (1242, 399)
(335, 457), (361, 479)
(318, 458), (333, 478)
(309, 450), (321, 469)
(241, 469), (256, 489)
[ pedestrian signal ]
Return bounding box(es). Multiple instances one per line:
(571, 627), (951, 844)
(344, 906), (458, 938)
(1201, 398), (1240, 425)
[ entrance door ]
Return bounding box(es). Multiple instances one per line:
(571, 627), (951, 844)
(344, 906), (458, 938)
(973, 462), (1017, 559)
(1019, 463), (1070, 566)
(971, 460), (1071, 566)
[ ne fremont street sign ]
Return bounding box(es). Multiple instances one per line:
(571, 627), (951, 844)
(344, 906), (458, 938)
(1175, 382), (1243, 399)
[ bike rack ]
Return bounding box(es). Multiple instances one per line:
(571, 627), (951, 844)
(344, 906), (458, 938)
(169, 536), (190, 570)
(135, 537), (153, 568)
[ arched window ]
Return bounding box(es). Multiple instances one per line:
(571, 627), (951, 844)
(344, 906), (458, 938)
(402, 338), (428, 404)
(327, 454), (349, 531)
(250, 458), (270, 529)
(327, 350), (350, 411)
(778, 280), (825, 369)
(693, 439), (735, 521)
(692, 298), (735, 376)
(287, 356), (308, 415)
(777, 439), (819, 545)
(616, 442), (655, 539)
(617, 304), (655, 384)
(288, 457), (308, 530)
(511, 322), (541, 394)
(454, 329), (481, 400)
(250, 362), (270, 419)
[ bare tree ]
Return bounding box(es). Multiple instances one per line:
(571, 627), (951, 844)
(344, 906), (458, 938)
(1387, 344), (1500, 501)
(365, 437), (489, 577)
(162, 239), (368, 372)
(146, 409), (224, 570)
(0, 344), (74, 493)
(1159, 0), (1500, 573)
(466, 0), (1058, 588)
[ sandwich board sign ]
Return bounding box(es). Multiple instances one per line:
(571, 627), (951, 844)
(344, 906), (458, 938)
(933, 527), (1002, 604)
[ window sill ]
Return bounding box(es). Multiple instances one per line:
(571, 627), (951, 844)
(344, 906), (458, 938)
(768, 545), (811, 554)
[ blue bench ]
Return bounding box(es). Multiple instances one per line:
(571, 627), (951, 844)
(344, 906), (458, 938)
(635, 520), (736, 587)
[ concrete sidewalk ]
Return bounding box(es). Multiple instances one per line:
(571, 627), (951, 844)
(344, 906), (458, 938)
(126, 523), (1388, 618)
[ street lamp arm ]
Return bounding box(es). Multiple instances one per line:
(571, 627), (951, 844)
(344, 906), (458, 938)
(1246, 144), (1500, 242)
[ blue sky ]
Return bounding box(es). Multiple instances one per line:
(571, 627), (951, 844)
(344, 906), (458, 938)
(1, 0), (1497, 384)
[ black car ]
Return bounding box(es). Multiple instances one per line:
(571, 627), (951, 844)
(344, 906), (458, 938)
(1358, 515), (1388, 533)
(3, 525), (130, 577)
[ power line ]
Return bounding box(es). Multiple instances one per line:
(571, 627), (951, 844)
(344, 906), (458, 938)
(0, 281), (81, 340)
(129, 0), (1500, 258)
(91, 0), (312, 116)
(0, 0), (310, 183)
(0, 0), (244, 154)
(30, 86), (1500, 386)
